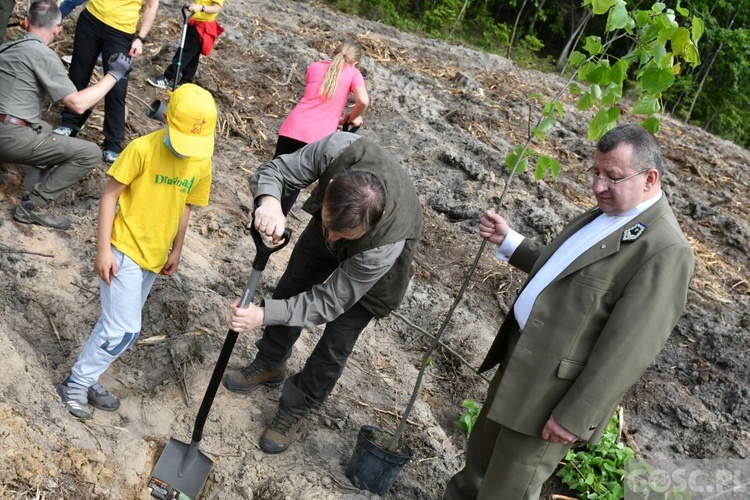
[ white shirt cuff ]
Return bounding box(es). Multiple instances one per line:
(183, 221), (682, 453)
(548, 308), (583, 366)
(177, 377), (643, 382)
(495, 229), (525, 262)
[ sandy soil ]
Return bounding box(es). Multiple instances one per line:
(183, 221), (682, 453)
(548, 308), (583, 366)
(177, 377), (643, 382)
(1, 0), (748, 498)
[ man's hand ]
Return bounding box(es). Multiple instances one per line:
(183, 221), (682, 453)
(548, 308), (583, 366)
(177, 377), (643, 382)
(229, 299), (264, 332)
(542, 415), (578, 445)
(94, 247), (118, 285)
(479, 209), (511, 245)
(254, 196), (286, 242)
(107, 53), (133, 81)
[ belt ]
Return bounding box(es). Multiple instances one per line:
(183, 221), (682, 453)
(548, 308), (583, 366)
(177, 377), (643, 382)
(0, 114), (31, 127)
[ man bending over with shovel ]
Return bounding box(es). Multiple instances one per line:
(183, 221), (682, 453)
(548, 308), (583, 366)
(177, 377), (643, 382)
(57, 84), (217, 420)
(224, 131), (422, 454)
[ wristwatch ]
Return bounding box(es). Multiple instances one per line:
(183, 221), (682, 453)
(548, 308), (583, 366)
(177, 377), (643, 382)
(201, 5), (206, 12)
(135, 35), (147, 44)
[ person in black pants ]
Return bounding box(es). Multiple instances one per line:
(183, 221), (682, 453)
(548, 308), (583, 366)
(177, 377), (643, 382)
(147, 1), (224, 89)
(56, 0), (158, 164)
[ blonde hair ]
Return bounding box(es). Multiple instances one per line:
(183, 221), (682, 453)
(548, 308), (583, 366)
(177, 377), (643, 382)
(319, 39), (363, 100)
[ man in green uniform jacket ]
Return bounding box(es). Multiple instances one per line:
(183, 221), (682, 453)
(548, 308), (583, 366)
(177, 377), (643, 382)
(444, 124), (695, 499)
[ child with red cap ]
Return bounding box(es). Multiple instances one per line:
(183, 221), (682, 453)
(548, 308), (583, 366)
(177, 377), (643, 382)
(57, 84), (217, 419)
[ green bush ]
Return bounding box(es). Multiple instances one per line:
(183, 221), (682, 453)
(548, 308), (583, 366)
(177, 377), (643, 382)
(556, 412), (635, 499)
(456, 398), (482, 438)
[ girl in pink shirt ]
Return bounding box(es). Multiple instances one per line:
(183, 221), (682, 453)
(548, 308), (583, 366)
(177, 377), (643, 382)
(275, 39), (370, 214)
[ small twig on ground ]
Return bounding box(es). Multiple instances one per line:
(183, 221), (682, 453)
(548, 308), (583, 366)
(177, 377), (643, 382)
(311, 465), (362, 492)
(390, 311), (490, 383)
(167, 346), (193, 406)
(29, 298), (62, 348)
(371, 407), (421, 428)
(69, 280), (96, 297)
(334, 393), (421, 427)
(622, 426), (643, 459)
(0, 243), (54, 258)
(81, 423), (103, 452)
(265, 62), (296, 86)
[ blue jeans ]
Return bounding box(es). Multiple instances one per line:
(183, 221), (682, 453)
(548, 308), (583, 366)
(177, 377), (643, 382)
(60, 9), (131, 153)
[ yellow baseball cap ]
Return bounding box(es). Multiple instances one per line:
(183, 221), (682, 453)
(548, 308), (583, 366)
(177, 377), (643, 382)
(166, 83), (217, 158)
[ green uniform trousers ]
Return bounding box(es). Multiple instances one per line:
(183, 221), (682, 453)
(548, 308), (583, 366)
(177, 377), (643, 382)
(0, 121), (100, 207)
(444, 324), (574, 500)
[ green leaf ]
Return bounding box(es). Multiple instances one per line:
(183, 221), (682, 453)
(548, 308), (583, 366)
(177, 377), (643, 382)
(601, 83), (623, 107)
(641, 64), (675, 94)
(585, 61), (612, 85)
(535, 155), (561, 180)
(671, 26), (690, 56)
(632, 94), (661, 115)
(681, 41), (701, 67)
(675, 0), (688, 17)
(533, 116), (555, 141)
(692, 16), (704, 43)
(583, 36), (604, 56)
(554, 101), (565, 119)
(609, 59), (629, 85)
(588, 108), (617, 140)
(577, 92), (597, 111)
(588, 0), (617, 16)
(569, 50), (587, 66)
(505, 146), (530, 175)
(606, 0), (630, 31)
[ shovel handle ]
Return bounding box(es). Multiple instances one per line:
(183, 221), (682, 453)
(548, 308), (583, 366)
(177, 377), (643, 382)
(189, 223), (291, 443)
(182, 5), (192, 21)
(248, 221), (292, 276)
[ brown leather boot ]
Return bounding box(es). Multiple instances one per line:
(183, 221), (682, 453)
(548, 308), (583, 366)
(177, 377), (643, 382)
(260, 411), (303, 454)
(223, 363), (286, 393)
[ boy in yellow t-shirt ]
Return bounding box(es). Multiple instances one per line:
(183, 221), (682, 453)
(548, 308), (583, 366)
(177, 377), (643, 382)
(147, 1), (225, 89)
(57, 84), (217, 420)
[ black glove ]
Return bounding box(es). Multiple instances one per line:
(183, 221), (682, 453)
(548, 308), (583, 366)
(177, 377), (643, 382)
(107, 53), (133, 81)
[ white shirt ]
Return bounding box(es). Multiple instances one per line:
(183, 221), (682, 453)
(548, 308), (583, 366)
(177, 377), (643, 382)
(496, 194), (662, 330)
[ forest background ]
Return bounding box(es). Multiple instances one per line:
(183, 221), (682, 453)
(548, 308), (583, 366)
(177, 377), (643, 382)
(327, 0), (750, 148)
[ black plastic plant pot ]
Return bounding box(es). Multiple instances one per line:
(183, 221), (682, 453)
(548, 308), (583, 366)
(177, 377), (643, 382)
(345, 425), (414, 495)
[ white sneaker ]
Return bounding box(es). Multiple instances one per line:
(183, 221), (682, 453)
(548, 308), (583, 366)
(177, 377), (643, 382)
(61, 54), (72, 64)
(53, 125), (74, 136)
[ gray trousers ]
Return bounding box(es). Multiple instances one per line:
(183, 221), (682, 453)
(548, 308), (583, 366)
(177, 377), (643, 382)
(254, 217), (374, 419)
(0, 121), (100, 207)
(71, 247), (158, 387)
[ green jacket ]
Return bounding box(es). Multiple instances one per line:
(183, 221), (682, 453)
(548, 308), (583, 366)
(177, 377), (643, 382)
(302, 137), (422, 318)
(480, 196), (694, 443)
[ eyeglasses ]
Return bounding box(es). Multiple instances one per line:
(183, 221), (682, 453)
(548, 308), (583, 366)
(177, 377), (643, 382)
(585, 167), (650, 186)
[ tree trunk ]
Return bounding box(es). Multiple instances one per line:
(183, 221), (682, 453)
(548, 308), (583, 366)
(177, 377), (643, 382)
(507, 0), (529, 59)
(527, 0), (547, 34)
(686, 8), (739, 121)
(450, 0), (471, 37)
(555, 7), (592, 74)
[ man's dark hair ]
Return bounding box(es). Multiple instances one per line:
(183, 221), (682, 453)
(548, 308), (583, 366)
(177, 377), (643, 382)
(597, 124), (664, 175)
(27, 0), (61, 30)
(323, 171), (385, 233)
